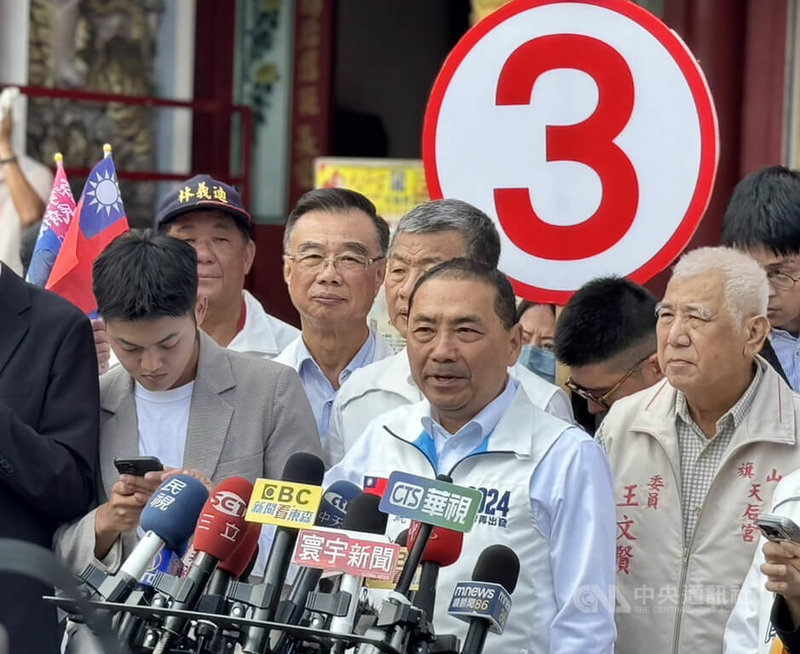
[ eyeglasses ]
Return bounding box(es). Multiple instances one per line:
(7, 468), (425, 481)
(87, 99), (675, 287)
(284, 252), (385, 273)
(767, 270), (800, 291)
(565, 354), (652, 409)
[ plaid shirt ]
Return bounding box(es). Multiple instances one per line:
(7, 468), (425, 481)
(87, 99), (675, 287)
(675, 363), (763, 543)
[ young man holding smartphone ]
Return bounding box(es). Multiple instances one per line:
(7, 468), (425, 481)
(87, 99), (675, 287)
(54, 231), (321, 584)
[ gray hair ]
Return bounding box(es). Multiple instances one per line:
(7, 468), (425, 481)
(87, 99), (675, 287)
(390, 199), (501, 267)
(671, 246), (768, 325)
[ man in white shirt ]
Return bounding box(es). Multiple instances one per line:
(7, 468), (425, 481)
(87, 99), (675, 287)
(326, 259), (616, 654)
(156, 174), (298, 357)
(0, 108), (52, 275)
(275, 188), (394, 440)
(326, 198), (572, 466)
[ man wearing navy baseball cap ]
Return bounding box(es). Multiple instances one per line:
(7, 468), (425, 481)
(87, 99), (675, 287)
(153, 174), (298, 358)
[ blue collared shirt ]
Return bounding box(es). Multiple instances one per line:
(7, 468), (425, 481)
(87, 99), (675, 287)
(296, 330), (377, 439)
(326, 381), (617, 653)
(770, 328), (800, 391)
(420, 377), (518, 472)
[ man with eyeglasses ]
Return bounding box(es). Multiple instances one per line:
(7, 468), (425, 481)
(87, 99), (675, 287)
(722, 166), (800, 391)
(596, 247), (800, 654)
(325, 199), (572, 466)
(275, 188), (394, 440)
(555, 277), (663, 418)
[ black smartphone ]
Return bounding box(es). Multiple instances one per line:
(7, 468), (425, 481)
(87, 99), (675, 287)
(757, 513), (800, 544)
(113, 456), (164, 477)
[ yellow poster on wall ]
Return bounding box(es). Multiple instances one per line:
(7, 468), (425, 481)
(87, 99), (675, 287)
(314, 157), (428, 228)
(314, 157), (429, 351)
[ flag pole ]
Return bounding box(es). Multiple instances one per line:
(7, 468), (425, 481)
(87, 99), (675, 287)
(53, 152), (63, 164)
(102, 143), (112, 159)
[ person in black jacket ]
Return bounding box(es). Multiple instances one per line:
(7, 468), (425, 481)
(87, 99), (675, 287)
(0, 263), (99, 652)
(722, 166), (800, 389)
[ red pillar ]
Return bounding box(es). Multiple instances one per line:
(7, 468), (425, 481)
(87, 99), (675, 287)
(641, 1), (744, 298)
(191, 0), (236, 183)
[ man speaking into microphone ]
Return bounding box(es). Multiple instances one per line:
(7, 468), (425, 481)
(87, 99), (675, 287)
(327, 259), (616, 653)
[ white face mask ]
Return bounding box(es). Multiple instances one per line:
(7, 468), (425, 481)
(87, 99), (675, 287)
(518, 344), (556, 384)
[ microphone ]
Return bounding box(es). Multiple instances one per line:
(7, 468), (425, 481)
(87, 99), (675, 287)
(240, 452), (326, 654)
(114, 541), (188, 645)
(407, 521), (463, 623)
(205, 521), (261, 597)
(318, 479), (362, 529)
(276, 480), (362, 627)
(81, 474), (208, 602)
(358, 472), (481, 654)
(394, 530), (409, 548)
(451, 545), (520, 654)
(272, 481), (362, 654)
(329, 491), (390, 648)
(151, 476), (253, 653)
(191, 522), (261, 653)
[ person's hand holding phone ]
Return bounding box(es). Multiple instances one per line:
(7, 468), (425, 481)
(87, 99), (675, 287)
(762, 540), (800, 628)
(94, 477), (151, 560)
(94, 459), (171, 560)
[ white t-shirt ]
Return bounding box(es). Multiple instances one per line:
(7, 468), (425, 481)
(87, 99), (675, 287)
(133, 381), (194, 468)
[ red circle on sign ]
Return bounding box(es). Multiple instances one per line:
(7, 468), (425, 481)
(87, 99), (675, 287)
(422, 0), (719, 304)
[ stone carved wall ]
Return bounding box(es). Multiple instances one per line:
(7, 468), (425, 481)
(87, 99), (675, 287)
(27, 0), (165, 228)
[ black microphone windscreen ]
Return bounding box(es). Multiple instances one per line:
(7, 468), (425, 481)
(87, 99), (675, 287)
(472, 544), (520, 594)
(395, 529), (409, 547)
(281, 452), (325, 485)
(341, 492), (388, 534)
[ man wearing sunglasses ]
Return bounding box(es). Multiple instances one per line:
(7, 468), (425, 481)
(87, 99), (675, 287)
(555, 277), (663, 417)
(596, 247), (800, 654)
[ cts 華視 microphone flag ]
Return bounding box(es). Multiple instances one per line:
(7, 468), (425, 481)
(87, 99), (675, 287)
(46, 147), (128, 314)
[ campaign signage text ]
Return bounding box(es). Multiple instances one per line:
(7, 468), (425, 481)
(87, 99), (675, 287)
(379, 471), (481, 532)
(447, 581), (512, 634)
(246, 478), (322, 529)
(292, 527), (400, 581)
(423, 0), (719, 303)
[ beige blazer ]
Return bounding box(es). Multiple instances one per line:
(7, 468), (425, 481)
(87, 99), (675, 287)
(54, 331), (322, 576)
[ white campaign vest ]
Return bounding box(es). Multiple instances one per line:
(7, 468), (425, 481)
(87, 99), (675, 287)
(326, 348), (572, 466)
(341, 389), (571, 654)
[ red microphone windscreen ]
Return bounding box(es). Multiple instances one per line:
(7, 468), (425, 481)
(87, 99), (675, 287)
(218, 522), (260, 577)
(407, 521), (463, 567)
(193, 476), (253, 560)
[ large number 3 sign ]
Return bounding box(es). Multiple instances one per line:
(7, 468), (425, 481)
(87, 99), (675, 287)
(423, 0), (718, 303)
(495, 34), (637, 260)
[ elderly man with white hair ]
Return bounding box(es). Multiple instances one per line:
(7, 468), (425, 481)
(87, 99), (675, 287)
(597, 246), (800, 654)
